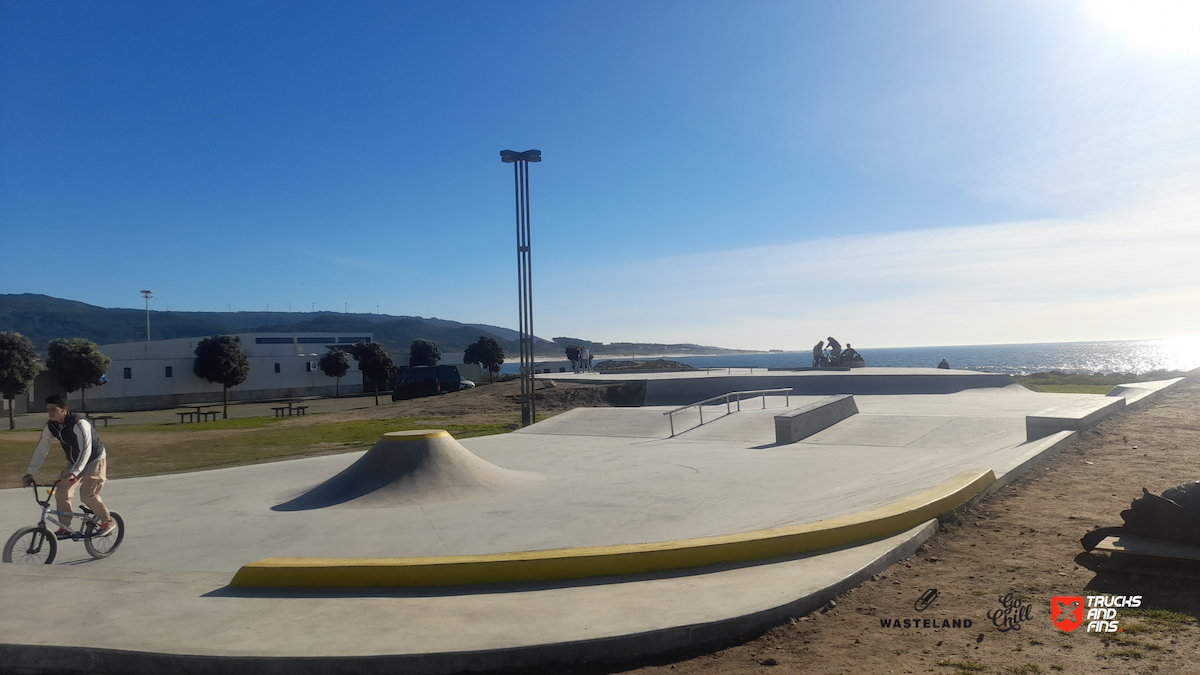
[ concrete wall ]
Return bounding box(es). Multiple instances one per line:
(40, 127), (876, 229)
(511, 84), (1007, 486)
(533, 361), (575, 374)
(643, 372), (1014, 406)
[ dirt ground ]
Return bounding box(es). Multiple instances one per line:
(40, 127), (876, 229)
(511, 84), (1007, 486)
(610, 374), (1200, 675)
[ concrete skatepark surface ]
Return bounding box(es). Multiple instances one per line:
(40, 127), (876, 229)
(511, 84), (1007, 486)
(0, 370), (1183, 674)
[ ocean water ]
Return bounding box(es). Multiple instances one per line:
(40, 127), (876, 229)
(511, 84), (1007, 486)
(509, 338), (1200, 376)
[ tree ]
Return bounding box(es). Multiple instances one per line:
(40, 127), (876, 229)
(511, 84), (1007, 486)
(463, 335), (505, 383)
(46, 338), (111, 412)
(409, 338), (441, 367)
(318, 348), (350, 397)
(351, 342), (396, 405)
(193, 335), (250, 419)
(0, 331), (41, 429)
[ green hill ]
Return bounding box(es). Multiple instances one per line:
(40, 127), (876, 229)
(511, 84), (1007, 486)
(0, 294), (527, 357)
(0, 294), (747, 361)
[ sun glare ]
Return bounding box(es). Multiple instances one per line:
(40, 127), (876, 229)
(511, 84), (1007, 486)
(1084, 0), (1200, 58)
(1160, 335), (1200, 372)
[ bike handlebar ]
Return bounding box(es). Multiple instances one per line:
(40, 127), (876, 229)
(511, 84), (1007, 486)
(24, 480), (62, 507)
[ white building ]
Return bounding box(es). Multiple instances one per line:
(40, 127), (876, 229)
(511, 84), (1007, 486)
(30, 333), (373, 412)
(533, 360), (576, 374)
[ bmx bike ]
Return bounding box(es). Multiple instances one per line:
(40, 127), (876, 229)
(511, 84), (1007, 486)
(2, 481), (124, 564)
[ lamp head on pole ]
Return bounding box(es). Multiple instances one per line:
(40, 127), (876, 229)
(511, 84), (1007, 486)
(500, 149), (542, 163)
(141, 290), (153, 300)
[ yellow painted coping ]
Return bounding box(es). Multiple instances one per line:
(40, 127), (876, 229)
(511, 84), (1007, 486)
(379, 429), (452, 441)
(231, 469), (995, 588)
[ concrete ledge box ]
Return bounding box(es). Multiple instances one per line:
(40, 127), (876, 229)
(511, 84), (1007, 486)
(1025, 396), (1126, 441)
(774, 394), (858, 444)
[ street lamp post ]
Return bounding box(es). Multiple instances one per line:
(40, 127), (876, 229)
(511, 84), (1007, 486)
(501, 149), (541, 427)
(140, 290), (153, 341)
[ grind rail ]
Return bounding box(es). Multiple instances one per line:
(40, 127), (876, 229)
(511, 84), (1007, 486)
(662, 388), (793, 437)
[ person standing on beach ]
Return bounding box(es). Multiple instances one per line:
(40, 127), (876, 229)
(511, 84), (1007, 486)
(812, 341), (825, 367)
(580, 346), (591, 373)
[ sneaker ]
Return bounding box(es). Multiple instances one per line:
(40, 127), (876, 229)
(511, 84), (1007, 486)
(54, 528), (73, 540)
(94, 519), (116, 537)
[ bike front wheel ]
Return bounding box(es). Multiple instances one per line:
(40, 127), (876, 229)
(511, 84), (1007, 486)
(84, 511), (124, 559)
(3, 526), (57, 564)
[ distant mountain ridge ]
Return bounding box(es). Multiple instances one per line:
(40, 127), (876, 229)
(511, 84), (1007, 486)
(0, 294), (536, 358)
(0, 294), (749, 359)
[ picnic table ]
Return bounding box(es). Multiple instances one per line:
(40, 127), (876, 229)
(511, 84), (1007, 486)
(271, 400), (309, 417)
(84, 414), (120, 428)
(176, 406), (221, 423)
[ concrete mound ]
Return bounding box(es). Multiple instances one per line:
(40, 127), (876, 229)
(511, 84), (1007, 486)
(273, 430), (543, 511)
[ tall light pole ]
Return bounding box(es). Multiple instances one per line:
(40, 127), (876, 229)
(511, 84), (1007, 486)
(140, 290), (153, 341)
(501, 149), (541, 427)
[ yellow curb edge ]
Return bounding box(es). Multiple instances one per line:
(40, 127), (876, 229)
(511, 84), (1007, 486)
(231, 469), (994, 588)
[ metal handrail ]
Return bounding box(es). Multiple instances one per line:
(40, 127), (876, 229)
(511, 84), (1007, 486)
(662, 388), (793, 437)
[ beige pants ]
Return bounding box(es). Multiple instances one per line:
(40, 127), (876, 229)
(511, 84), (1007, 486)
(56, 457), (110, 528)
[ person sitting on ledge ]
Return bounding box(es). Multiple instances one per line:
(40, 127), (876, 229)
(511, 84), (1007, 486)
(841, 344), (860, 360)
(937, 358), (950, 369)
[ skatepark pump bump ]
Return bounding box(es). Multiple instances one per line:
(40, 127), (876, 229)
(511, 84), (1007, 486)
(273, 428), (543, 511)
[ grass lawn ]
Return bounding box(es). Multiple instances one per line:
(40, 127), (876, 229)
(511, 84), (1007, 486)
(0, 416), (513, 488)
(1015, 369), (1186, 395)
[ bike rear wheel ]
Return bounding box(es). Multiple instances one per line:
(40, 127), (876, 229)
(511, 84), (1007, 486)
(3, 526), (57, 564)
(84, 511), (124, 559)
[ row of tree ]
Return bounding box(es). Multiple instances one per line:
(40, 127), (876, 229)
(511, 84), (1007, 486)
(1, 333), (114, 429)
(0, 331), (507, 428)
(337, 335), (506, 404)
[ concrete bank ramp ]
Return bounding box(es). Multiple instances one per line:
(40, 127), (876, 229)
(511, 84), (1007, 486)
(1107, 378), (1184, 408)
(274, 430), (543, 511)
(516, 407), (674, 439)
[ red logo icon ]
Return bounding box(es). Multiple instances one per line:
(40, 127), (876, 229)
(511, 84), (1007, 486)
(1050, 596), (1084, 632)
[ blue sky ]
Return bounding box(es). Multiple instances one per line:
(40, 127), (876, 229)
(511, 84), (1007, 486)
(2, 1), (1198, 350)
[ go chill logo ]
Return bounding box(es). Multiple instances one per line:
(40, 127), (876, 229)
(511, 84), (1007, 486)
(1050, 595), (1141, 633)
